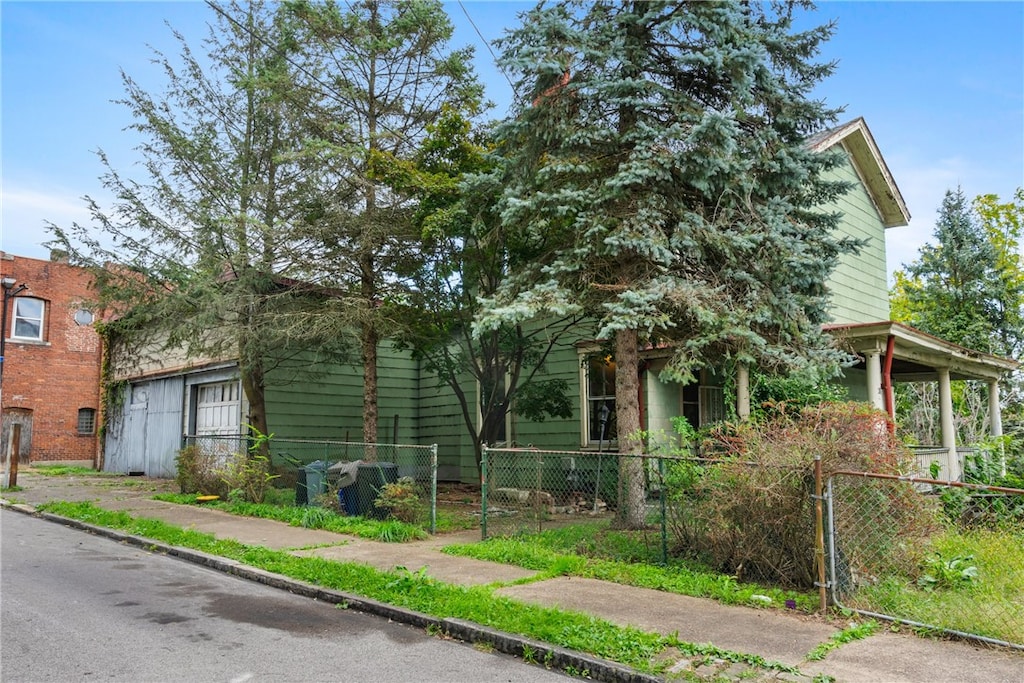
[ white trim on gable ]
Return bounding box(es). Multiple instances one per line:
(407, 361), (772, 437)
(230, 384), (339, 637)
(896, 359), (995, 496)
(808, 117), (911, 228)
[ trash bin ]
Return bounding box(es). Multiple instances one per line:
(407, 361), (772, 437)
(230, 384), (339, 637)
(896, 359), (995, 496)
(328, 460), (362, 515)
(295, 460), (327, 506)
(352, 462), (399, 519)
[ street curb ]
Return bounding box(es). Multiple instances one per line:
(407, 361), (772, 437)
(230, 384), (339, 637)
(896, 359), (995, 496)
(2, 501), (662, 683)
(442, 618), (661, 683)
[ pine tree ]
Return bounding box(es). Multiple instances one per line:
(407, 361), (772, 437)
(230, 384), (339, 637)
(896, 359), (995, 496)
(897, 187), (1010, 354)
(375, 108), (577, 472)
(891, 187), (1024, 443)
(48, 0), (350, 444)
(284, 0), (483, 446)
(477, 0), (853, 527)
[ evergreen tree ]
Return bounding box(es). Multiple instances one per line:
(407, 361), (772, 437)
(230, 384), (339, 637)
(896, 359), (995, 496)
(891, 188), (1024, 444)
(284, 0), (483, 446)
(894, 187), (1014, 354)
(477, 0), (852, 527)
(972, 189), (1024, 362)
(48, 1), (350, 444)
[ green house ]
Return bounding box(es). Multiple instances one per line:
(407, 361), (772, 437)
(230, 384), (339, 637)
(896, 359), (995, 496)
(102, 119), (1017, 482)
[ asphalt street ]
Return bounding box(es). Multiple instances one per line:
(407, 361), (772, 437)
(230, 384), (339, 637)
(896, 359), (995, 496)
(0, 510), (569, 682)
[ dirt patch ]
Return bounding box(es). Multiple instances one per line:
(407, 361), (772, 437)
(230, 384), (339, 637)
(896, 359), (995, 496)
(435, 482), (482, 507)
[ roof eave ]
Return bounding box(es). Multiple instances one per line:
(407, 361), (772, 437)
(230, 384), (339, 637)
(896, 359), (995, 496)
(809, 117), (911, 228)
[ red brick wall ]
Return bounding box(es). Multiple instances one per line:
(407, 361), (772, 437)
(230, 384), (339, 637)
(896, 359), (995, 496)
(1, 252), (103, 465)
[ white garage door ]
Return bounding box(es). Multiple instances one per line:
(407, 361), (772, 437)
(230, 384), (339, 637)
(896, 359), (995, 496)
(195, 381), (241, 437)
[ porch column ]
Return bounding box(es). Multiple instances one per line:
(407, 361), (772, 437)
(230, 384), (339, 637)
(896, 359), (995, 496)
(736, 364), (750, 421)
(865, 351), (884, 410)
(938, 367), (959, 481)
(988, 380), (1003, 438)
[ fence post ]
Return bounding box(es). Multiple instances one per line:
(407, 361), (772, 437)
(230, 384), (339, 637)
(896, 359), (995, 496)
(480, 447), (489, 541)
(535, 448), (543, 534)
(430, 443), (438, 535)
(7, 424), (21, 488)
(814, 454), (827, 613)
(826, 476), (838, 606)
(658, 454), (668, 565)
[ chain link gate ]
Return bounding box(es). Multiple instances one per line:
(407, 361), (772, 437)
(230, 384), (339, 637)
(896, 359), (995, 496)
(825, 470), (1024, 650)
(480, 446), (671, 563)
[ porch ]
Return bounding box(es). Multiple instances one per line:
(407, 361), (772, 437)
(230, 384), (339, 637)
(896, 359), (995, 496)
(737, 321), (1019, 481)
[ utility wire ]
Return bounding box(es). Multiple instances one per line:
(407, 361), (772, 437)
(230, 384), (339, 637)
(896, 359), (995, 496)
(457, 0), (519, 100)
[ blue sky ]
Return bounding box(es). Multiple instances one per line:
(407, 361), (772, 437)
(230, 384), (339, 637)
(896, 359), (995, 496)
(2, 1), (1022, 280)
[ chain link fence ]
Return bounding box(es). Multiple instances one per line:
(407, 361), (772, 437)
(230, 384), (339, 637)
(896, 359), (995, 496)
(827, 471), (1024, 649)
(183, 435), (438, 533)
(480, 446), (672, 562)
(481, 446), (1023, 649)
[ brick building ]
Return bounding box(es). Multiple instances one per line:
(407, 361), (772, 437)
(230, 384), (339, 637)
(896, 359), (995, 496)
(1, 251), (103, 467)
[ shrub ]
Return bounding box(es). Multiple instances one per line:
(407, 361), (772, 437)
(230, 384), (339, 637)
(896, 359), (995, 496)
(175, 445), (277, 503)
(220, 452), (277, 504)
(664, 402), (938, 588)
(944, 436), (1024, 529)
(374, 476), (424, 523)
(175, 445), (228, 497)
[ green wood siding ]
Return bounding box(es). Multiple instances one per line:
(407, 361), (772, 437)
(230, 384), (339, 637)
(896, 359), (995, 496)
(824, 152), (891, 324)
(416, 369), (472, 481)
(253, 144), (896, 482)
(511, 342), (584, 453)
(264, 341), (419, 443)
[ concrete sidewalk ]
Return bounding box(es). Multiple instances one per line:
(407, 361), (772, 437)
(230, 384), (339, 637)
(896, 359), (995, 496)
(3, 472), (1021, 682)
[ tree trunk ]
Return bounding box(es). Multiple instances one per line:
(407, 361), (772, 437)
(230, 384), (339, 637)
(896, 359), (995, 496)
(241, 363), (269, 459)
(614, 327), (646, 529)
(361, 316), (379, 457)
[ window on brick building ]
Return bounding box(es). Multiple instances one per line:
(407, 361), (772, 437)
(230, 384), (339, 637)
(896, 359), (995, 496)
(12, 297), (45, 341)
(77, 408), (96, 435)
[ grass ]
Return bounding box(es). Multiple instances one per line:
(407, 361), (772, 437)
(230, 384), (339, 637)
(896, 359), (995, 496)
(156, 482), (479, 538)
(27, 465), (116, 476)
(805, 621), (878, 661)
(35, 500), (802, 679)
(149, 483), (1022, 647)
(153, 492), (428, 542)
(443, 523), (819, 612)
(848, 526), (1024, 645)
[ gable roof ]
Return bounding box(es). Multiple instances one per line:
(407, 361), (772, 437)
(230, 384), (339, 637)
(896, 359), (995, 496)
(808, 117), (911, 229)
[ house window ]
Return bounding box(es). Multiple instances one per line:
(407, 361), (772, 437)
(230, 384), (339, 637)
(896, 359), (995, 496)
(12, 297), (45, 341)
(585, 356), (617, 445)
(678, 382), (726, 430)
(77, 408), (97, 435)
(699, 385), (726, 425)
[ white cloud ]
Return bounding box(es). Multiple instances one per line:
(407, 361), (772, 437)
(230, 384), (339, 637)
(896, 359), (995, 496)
(1, 184), (100, 259)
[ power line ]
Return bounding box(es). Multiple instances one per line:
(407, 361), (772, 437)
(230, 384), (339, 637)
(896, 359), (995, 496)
(456, 0), (519, 100)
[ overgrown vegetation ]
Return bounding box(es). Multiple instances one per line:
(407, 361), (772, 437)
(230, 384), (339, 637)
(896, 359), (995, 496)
(374, 476), (425, 524)
(175, 430), (277, 503)
(663, 402), (938, 588)
(849, 527), (1023, 645)
(35, 500), (802, 678)
(444, 529), (817, 613)
(939, 439), (1024, 530)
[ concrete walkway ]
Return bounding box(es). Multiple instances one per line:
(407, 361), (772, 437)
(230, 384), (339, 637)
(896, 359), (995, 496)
(3, 472), (1021, 682)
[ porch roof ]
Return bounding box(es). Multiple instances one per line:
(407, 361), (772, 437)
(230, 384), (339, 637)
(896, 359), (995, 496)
(824, 320), (1019, 383)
